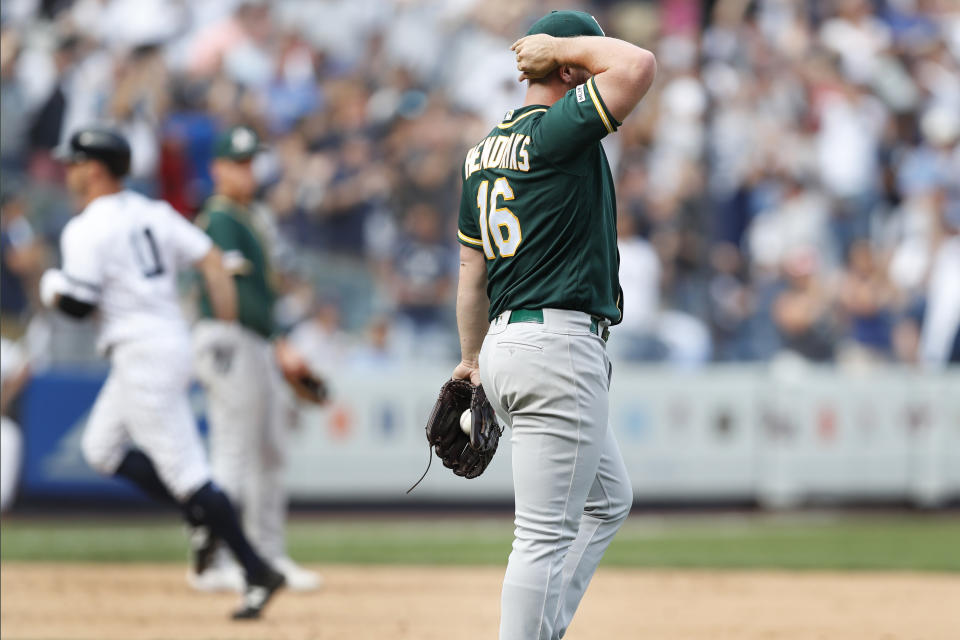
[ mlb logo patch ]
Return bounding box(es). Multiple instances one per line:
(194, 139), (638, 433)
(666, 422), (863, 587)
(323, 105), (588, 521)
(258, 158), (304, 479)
(576, 84), (586, 103)
(503, 110), (514, 121)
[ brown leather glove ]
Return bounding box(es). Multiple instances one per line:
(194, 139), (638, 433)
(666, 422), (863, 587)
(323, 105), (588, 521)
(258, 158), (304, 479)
(425, 379), (502, 479)
(286, 372), (329, 404)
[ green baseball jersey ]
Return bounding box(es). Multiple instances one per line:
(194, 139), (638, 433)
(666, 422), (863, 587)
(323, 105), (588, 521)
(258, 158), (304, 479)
(457, 75), (623, 324)
(195, 195), (276, 338)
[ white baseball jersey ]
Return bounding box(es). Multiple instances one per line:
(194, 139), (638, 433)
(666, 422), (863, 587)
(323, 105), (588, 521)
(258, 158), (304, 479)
(59, 190), (212, 353)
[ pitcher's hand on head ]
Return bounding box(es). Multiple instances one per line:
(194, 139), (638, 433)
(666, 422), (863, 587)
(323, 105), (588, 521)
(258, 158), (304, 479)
(452, 359), (482, 387)
(511, 34), (559, 81)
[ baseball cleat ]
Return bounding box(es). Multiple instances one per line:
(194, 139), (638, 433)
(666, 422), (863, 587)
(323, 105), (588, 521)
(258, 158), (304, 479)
(231, 567), (285, 620)
(272, 556), (323, 592)
(188, 563), (245, 593)
(188, 525), (219, 576)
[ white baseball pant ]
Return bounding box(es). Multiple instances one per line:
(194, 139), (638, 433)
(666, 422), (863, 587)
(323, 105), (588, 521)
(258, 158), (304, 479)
(193, 320), (288, 560)
(81, 335), (211, 500)
(1, 416), (23, 512)
(480, 308), (633, 640)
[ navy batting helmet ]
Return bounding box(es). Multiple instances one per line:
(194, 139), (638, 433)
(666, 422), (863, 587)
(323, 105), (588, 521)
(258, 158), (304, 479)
(55, 127), (131, 178)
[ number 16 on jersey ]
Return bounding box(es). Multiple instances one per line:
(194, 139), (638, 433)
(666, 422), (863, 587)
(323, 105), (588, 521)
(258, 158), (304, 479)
(477, 177), (523, 259)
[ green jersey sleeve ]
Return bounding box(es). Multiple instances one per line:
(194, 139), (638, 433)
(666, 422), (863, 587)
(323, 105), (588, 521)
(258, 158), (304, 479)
(196, 209), (255, 276)
(195, 203), (277, 337)
(533, 76), (620, 164)
(196, 210), (242, 253)
(457, 179), (485, 252)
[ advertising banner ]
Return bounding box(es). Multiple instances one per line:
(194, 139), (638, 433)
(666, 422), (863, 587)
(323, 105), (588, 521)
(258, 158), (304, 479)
(16, 365), (960, 506)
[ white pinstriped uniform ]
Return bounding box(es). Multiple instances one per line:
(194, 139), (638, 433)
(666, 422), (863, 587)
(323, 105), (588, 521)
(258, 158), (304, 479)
(58, 191), (214, 500)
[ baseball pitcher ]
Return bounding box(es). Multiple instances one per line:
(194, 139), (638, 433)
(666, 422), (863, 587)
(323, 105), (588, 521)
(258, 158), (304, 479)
(40, 126), (285, 619)
(191, 125), (322, 592)
(453, 12), (656, 639)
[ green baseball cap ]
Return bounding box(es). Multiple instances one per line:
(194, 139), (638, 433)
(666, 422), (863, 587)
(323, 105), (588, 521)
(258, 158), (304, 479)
(525, 10), (605, 38)
(213, 125), (264, 161)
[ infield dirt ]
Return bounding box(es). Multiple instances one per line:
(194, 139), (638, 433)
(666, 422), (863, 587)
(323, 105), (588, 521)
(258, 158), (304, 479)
(1, 563), (957, 639)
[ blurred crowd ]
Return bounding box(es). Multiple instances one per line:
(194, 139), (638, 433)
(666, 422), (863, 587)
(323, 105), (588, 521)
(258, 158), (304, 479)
(1, 0), (958, 372)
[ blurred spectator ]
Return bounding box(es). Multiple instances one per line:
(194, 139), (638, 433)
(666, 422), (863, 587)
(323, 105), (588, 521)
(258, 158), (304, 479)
(615, 208), (712, 366)
(815, 83), (886, 252)
(389, 203), (455, 337)
(748, 174), (836, 273)
(159, 79), (220, 212)
(614, 210), (663, 361)
(348, 315), (403, 371)
(1, 191), (46, 335)
(0, 29), (29, 179)
(707, 242), (755, 361)
(315, 134), (388, 254)
(820, 0), (891, 84)
(104, 44), (169, 192)
(27, 34), (81, 156)
(837, 240), (897, 367)
(287, 300), (349, 381)
(919, 193), (960, 367)
(772, 248), (838, 363)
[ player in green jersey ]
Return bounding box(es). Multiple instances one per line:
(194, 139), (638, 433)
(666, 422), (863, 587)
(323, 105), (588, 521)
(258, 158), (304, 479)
(191, 125), (322, 593)
(452, 11), (656, 639)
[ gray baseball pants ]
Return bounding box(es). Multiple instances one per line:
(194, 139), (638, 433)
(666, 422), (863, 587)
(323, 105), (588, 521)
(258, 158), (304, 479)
(479, 308), (633, 640)
(194, 320), (288, 561)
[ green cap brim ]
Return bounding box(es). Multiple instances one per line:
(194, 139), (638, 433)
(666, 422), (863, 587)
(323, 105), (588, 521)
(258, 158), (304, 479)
(215, 148), (264, 161)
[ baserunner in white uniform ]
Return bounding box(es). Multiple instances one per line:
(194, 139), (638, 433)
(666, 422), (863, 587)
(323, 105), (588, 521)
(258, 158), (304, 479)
(39, 126), (284, 620)
(452, 12), (656, 640)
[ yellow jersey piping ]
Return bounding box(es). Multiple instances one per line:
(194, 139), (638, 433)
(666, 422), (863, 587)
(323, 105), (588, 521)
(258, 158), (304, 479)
(458, 230), (484, 246)
(587, 77), (614, 134)
(497, 109), (547, 129)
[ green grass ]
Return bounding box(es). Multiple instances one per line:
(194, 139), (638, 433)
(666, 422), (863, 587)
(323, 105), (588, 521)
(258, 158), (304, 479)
(2, 513), (958, 571)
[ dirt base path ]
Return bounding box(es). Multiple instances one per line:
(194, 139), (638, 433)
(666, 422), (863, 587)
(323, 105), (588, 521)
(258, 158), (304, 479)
(2, 563), (957, 639)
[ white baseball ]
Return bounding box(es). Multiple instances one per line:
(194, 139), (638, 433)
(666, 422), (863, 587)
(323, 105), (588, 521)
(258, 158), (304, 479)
(460, 409), (472, 435)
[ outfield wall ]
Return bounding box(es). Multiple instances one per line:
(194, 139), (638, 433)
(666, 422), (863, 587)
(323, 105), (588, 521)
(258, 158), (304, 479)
(16, 365), (960, 508)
